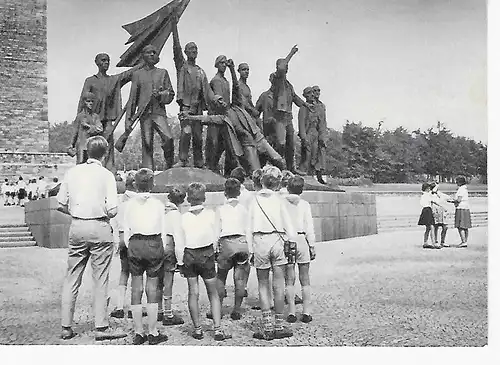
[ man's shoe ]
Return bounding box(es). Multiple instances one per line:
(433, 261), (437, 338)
(162, 314), (184, 326)
(301, 314), (313, 323)
(61, 327), (76, 340)
(423, 243), (434, 249)
(286, 314), (297, 323)
(110, 309), (125, 319)
(148, 332), (168, 345)
(432, 244), (442, 249)
(457, 243), (468, 248)
(253, 330), (274, 341)
(133, 333), (147, 345)
(442, 243), (451, 248)
(214, 330), (232, 341)
(230, 311), (242, 320)
(274, 327), (293, 339)
(94, 327), (127, 341)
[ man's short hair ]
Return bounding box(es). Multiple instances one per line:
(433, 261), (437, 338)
(94, 53), (109, 64)
(456, 175), (467, 186)
(184, 41), (197, 52)
(252, 169), (263, 190)
(421, 182), (429, 192)
(142, 44), (158, 54)
(303, 86), (313, 96)
(281, 170), (294, 188)
(238, 62), (249, 71)
(187, 182), (206, 205)
(287, 176), (305, 195)
(53, 177), (59, 182)
(230, 166), (246, 185)
(81, 91), (95, 101)
(4, 178), (7, 182)
(125, 170), (137, 190)
(214, 55), (227, 67)
(168, 187), (186, 206)
(134, 168), (154, 192)
(224, 178), (241, 199)
(261, 166), (282, 191)
(86, 136), (108, 160)
(39, 176), (44, 180)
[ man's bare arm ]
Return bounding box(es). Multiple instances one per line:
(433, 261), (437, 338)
(172, 22), (185, 73)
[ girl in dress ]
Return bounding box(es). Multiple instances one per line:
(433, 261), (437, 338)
(430, 182), (454, 248)
(452, 176), (471, 248)
(418, 182), (442, 249)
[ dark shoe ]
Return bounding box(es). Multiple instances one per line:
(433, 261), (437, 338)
(95, 327), (127, 341)
(432, 244), (442, 249)
(301, 314), (313, 323)
(230, 311), (242, 320)
(157, 312), (164, 322)
(162, 314), (184, 326)
(253, 330), (274, 341)
(294, 295), (303, 304)
(110, 309), (125, 319)
(442, 243), (451, 248)
(274, 327), (293, 339)
(423, 243), (434, 249)
(457, 243), (468, 248)
(192, 329), (204, 340)
(286, 314), (297, 323)
(214, 330), (232, 341)
(61, 327), (76, 340)
(148, 332), (168, 345)
(133, 333), (147, 345)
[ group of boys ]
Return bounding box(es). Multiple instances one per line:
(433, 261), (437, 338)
(108, 163), (317, 344)
(1, 176), (49, 206)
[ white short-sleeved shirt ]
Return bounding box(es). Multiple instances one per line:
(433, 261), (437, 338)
(455, 185), (470, 209)
(181, 205), (216, 249)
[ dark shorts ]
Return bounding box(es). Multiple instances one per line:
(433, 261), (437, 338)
(217, 235), (250, 271)
(163, 239), (177, 272)
(183, 245), (216, 279)
(128, 234), (164, 278)
(119, 244), (130, 273)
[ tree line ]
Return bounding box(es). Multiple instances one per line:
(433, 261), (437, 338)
(49, 119), (487, 183)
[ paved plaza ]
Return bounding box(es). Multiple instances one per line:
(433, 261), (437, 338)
(0, 227), (487, 346)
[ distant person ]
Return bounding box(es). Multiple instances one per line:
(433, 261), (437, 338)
(452, 176), (471, 248)
(418, 182), (442, 249)
(430, 182), (454, 248)
(17, 177), (27, 207)
(37, 176), (47, 199)
(57, 136), (126, 341)
(1, 178), (8, 205)
(47, 177), (60, 197)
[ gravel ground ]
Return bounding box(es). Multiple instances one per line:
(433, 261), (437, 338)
(0, 227), (487, 346)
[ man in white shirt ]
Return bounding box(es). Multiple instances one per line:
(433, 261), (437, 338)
(122, 168), (168, 345)
(57, 136), (126, 341)
(37, 176), (47, 199)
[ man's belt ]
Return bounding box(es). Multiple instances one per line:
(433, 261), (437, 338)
(72, 216), (109, 222)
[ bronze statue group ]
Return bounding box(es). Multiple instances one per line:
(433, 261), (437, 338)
(58, 21), (325, 344)
(70, 20), (328, 184)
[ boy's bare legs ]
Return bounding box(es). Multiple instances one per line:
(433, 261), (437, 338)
(298, 263), (312, 322)
(272, 264), (291, 337)
(216, 269), (229, 308)
(255, 268), (274, 335)
(162, 271), (183, 324)
(440, 225), (448, 244)
(203, 276), (222, 325)
(285, 264), (296, 319)
(130, 275), (144, 335)
(233, 263), (250, 317)
(145, 276), (160, 336)
(187, 277), (202, 335)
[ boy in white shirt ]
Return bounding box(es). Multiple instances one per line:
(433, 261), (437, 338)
(247, 166), (297, 340)
(179, 182), (232, 341)
(123, 168), (168, 345)
(283, 176), (316, 323)
(157, 187), (186, 326)
(212, 178), (250, 320)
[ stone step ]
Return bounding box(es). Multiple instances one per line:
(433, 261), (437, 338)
(0, 240), (37, 248)
(0, 235), (33, 242)
(0, 231), (32, 238)
(0, 226), (29, 233)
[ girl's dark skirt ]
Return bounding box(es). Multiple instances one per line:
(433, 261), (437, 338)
(455, 208), (472, 229)
(418, 207), (434, 226)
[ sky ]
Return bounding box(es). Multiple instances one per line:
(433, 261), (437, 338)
(47, 0), (487, 143)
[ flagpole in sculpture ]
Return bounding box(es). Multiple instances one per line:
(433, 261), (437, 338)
(115, 0), (191, 156)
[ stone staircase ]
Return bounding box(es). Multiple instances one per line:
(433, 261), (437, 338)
(0, 205), (36, 248)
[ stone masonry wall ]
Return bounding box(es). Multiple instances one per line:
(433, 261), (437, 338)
(0, 0), (48, 152)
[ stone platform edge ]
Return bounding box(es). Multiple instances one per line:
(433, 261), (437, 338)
(25, 191), (377, 249)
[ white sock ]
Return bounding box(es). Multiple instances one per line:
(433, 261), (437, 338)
(146, 303), (159, 336)
(131, 304), (144, 335)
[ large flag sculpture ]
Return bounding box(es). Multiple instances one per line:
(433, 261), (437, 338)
(116, 0), (191, 67)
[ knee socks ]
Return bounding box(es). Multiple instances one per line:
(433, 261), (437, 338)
(163, 295), (173, 318)
(301, 286), (311, 315)
(262, 310), (273, 332)
(116, 285), (126, 310)
(131, 304), (143, 335)
(146, 303), (159, 336)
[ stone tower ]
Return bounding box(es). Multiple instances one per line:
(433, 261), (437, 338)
(0, 0), (74, 179)
(0, 0), (48, 152)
